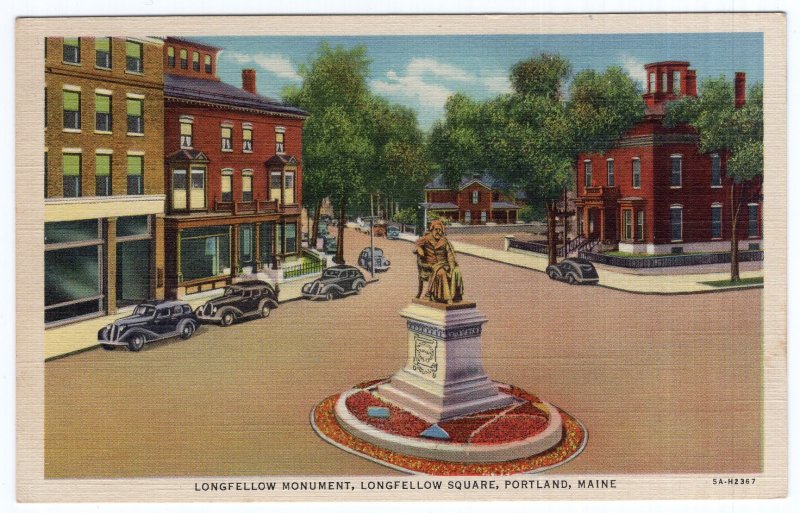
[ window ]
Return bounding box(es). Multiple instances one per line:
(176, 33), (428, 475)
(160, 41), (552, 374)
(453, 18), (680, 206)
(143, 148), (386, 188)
(672, 71), (681, 94)
(275, 128), (285, 154)
(95, 154), (111, 196)
(180, 49), (188, 69)
(711, 154), (722, 187)
(472, 190), (479, 204)
(190, 167), (206, 209)
(221, 170), (232, 203)
(242, 171), (253, 202)
(648, 72), (655, 93)
(284, 223), (297, 254)
(167, 46), (175, 67)
(464, 211), (471, 223)
(62, 153), (81, 197)
(748, 204), (759, 237)
(670, 155), (682, 187)
(632, 158), (641, 188)
(45, 220), (103, 325)
(127, 155), (143, 195)
(711, 204), (722, 238)
(270, 172), (282, 201)
(242, 127), (253, 152)
(480, 211), (487, 223)
(240, 225), (254, 265)
(127, 98), (144, 134)
(63, 37), (80, 64)
(204, 54), (212, 73)
(623, 210), (632, 240)
(284, 171), (295, 204)
(192, 51), (200, 71)
(95, 38), (111, 68)
(125, 41), (143, 73)
(63, 90), (81, 130)
(95, 94), (112, 132)
(670, 205), (683, 241)
(172, 169), (187, 209)
(661, 72), (668, 92)
(179, 227), (230, 281)
(221, 126), (232, 151)
(583, 160), (592, 187)
(636, 210), (645, 241)
(606, 159), (615, 187)
(180, 118), (193, 148)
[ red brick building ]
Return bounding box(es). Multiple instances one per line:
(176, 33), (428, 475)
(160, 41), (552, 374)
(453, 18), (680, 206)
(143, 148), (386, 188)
(423, 174), (521, 225)
(162, 37), (308, 297)
(575, 61), (762, 255)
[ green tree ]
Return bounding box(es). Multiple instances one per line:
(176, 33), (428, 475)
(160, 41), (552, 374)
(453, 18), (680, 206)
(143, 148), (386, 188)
(666, 78), (763, 281)
(283, 43), (374, 264)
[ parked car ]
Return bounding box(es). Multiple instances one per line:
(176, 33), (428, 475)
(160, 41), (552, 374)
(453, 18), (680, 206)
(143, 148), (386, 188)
(323, 235), (337, 254)
(302, 265), (367, 300)
(386, 226), (400, 240)
(546, 257), (599, 285)
(358, 247), (391, 272)
(98, 300), (198, 352)
(195, 280), (279, 327)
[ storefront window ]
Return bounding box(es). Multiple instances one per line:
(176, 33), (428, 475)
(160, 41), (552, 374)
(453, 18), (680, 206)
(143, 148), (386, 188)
(117, 215), (149, 237)
(180, 226), (230, 282)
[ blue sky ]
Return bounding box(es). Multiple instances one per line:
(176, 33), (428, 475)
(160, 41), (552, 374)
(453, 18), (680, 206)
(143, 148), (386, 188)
(195, 33), (763, 130)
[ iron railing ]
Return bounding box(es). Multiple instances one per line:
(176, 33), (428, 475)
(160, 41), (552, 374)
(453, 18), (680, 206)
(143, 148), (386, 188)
(577, 249), (764, 269)
(282, 256), (325, 280)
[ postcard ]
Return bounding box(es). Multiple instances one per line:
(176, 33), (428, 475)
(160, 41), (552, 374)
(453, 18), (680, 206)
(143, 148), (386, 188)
(15, 12), (787, 502)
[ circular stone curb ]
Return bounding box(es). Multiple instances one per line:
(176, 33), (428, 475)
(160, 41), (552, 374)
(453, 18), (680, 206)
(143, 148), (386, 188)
(310, 384), (587, 475)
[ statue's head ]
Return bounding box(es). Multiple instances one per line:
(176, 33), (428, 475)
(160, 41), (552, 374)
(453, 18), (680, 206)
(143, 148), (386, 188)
(429, 220), (445, 241)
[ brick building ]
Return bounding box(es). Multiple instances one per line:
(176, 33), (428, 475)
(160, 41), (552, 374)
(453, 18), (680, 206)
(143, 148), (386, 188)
(44, 37), (165, 326)
(162, 37), (308, 298)
(423, 173), (521, 225)
(575, 61), (762, 255)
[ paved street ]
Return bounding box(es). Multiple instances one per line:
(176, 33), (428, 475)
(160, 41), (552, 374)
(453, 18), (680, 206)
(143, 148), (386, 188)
(44, 229), (762, 477)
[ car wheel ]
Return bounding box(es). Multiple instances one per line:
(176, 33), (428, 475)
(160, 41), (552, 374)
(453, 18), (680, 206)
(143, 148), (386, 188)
(567, 273), (577, 285)
(221, 311), (235, 327)
(180, 322), (196, 339)
(260, 304), (271, 318)
(325, 291), (334, 301)
(101, 344), (115, 351)
(354, 282), (364, 294)
(127, 334), (146, 352)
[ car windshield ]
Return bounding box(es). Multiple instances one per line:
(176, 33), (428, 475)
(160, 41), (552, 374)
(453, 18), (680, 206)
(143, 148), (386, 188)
(133, 305), (156, 316)
(322, 269), (341, 278)
(224, 288), (244, 296)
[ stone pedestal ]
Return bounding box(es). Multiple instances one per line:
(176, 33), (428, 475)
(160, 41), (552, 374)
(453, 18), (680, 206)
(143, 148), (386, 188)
(376, 299), (514, 423)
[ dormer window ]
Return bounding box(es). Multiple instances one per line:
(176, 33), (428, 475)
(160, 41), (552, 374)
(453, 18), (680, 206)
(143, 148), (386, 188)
(648, 72), (655, 93)
(204, 54), (212, 73)
(672, 71), (681, 94)
(180, 49), (188, 69)
(192, 51), (200, 71)
(661, 72), (668, 93)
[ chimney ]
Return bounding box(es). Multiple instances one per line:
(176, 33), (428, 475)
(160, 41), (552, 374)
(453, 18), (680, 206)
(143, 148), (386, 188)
(735, 72), (746, 109)
(242, 69), (257, 94)
(686, 70), (697, 97)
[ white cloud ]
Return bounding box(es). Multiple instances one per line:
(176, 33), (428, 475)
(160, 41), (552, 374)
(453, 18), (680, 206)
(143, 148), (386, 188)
(620, 54), (648, 88)
(225, 51), (301, 82)
(406, 57), (472, 82)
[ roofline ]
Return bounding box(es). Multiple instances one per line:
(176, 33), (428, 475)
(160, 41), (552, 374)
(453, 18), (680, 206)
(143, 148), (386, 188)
(643, 61), (691, 68)
(458, 179), (492, 191)
(164, 36), (221, 52)
(165, 94), (309, 120)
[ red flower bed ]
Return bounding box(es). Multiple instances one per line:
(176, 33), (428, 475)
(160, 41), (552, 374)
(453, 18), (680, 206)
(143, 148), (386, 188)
(312, 388), (587, 476)
(470, 415), (549, 444)
(345, 391), (430, 437)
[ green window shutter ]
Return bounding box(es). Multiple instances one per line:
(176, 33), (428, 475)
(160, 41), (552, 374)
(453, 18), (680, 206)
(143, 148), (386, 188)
(127, 156), (143, 175)
(95, 38), (110, 52)
(126, 99), (142, 116)
(95, 94), (110, 113)
(63, 91), (80, 111)
(126, 41), (141, 58)
(63, 154), (80, 176)
(96, 155), (111, 176)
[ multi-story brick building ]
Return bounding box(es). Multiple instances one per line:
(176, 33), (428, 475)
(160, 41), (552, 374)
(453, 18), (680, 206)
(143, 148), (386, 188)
(575, 61), (762, 254)
(423, 173), (521, 225)
(45, 36), (165, 326)
(162, 37), (308, 298)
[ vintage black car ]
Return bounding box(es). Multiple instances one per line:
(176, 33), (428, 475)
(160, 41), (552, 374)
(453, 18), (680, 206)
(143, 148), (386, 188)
(98, 300), (198, 352)
(301, 265), (366, 300)
(358, 247), (391, 272)
(195, 280), (278, 326)
(386, 226), (400, 240)
(546, 257), (599, 285)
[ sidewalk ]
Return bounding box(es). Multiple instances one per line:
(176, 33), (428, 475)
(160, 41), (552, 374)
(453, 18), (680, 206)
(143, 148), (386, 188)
(44, 274), (317, 361)
(397, 232), (763, 295)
